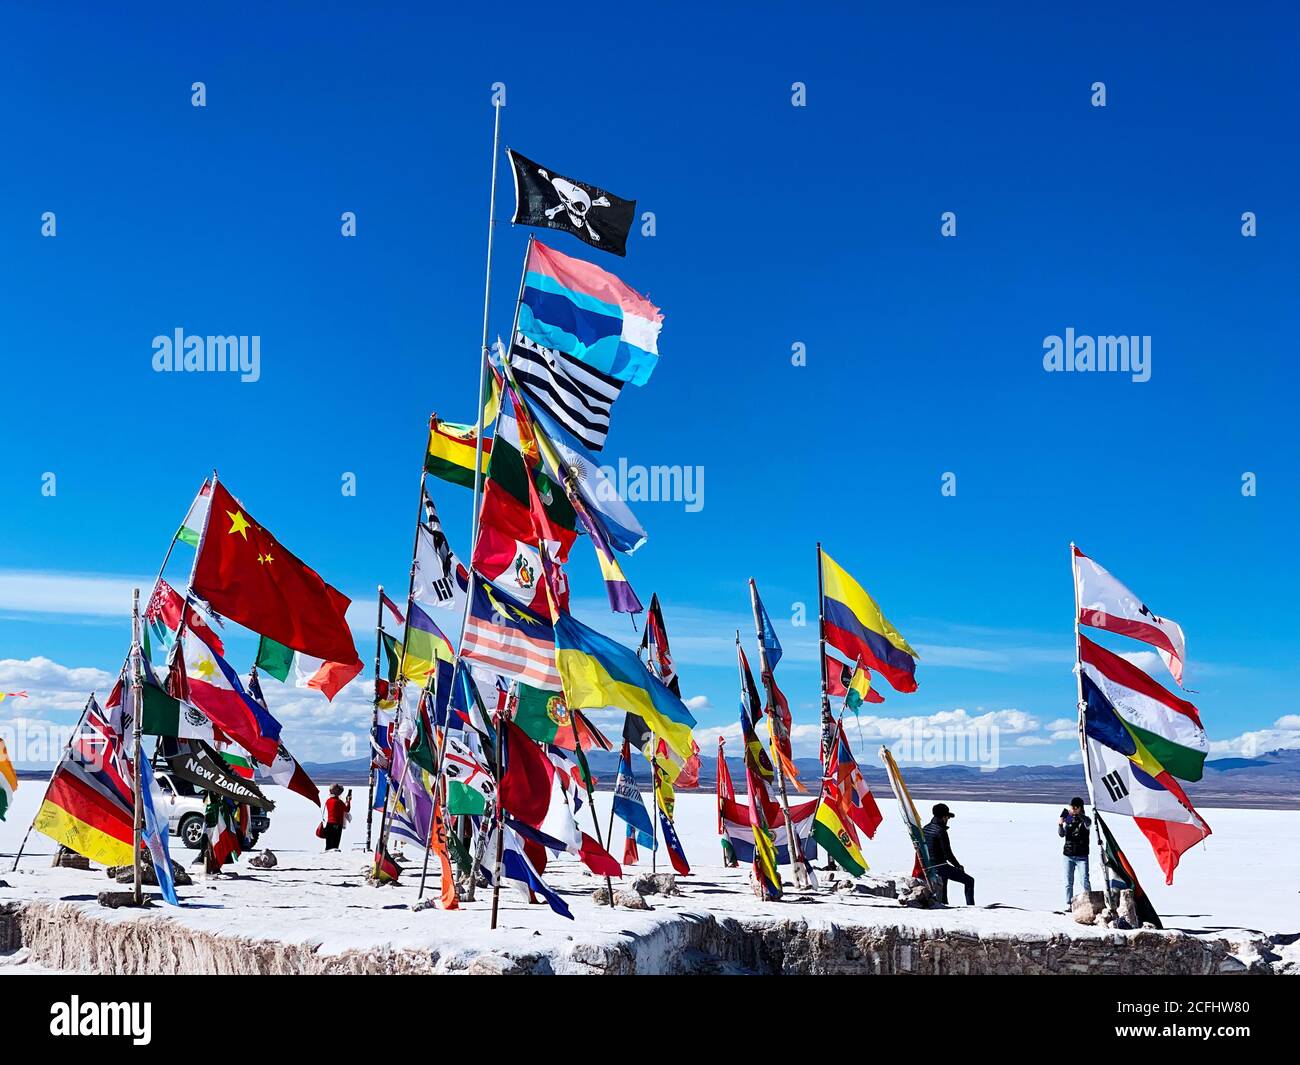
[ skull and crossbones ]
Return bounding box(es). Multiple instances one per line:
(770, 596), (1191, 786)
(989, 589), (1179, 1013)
(540, 168), (611, 242)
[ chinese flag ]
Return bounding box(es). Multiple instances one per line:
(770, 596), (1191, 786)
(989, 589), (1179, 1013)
(192, 480), (359, 666)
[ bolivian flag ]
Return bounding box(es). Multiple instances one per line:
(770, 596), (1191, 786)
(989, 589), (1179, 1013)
(554, 613), (696, 760)
(425, 416), (491, 489)
(844, 659), (875, 712)
(820, 551), (919, 693)
(813, 780), (867, 877)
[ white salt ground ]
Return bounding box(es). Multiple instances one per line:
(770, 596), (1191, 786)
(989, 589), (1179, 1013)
(0, 785), (1294, 973)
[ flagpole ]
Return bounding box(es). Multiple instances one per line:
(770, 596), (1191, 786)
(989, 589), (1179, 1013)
(9, 478), (203, 872)
(816, 542), (834, 770)
(130, 587), (144, 906)
(815, 542), (837, 873)
(748, 579), (810, 890)
(367, 585), (384, 850)
(467, 99), (504, 558)
(567, 713), (615, 904)
(489, 715), (505, 929)
(7, 691), (97, 870)
(1071, 542), (1112, 912)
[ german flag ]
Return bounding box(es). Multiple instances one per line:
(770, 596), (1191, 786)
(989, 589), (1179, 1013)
(34, 757), (135, 868)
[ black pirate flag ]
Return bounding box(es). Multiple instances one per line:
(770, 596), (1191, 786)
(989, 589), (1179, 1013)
(508, 149), (636, 256)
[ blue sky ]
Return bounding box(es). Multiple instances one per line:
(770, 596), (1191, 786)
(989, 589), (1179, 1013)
(1, 2), (1297, 767)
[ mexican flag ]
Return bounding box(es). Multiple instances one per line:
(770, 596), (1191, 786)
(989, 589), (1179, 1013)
(139, 661), (216, 743)
(256, 635), (363, 703)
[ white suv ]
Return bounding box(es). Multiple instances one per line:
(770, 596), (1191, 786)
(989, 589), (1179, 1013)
(154, 770), (270, 849)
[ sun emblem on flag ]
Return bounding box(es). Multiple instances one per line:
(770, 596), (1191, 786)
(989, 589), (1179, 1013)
(545, 695), (570, 728)
(193, 656), (216, 680)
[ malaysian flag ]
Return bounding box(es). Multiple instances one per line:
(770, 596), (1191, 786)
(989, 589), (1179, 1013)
(509, 332), (622, 451)
(460, 576), (562, 690)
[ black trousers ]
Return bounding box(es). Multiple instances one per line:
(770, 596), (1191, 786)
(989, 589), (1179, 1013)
(323, 823), (343, 851)
(932, 864), (976, 905)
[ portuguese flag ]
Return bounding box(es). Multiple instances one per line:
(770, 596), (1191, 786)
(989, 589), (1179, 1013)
(812, 780), (868, 877)
(513, 683), (608, 751)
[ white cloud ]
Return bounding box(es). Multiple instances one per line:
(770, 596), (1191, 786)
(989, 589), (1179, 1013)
(0, 656), (118, 715)
(684, 694), (711, 711)
(1207, 715), (1300, 758)
(0, 570), (149, 619)
(1016, 736), (1052, 747)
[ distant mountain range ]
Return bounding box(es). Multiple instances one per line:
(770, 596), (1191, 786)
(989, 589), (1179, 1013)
(22, 748), (1295, 809)
(297, 747), (1300, 810)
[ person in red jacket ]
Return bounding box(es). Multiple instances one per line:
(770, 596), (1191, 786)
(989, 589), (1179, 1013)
(321, 785), (352, 851)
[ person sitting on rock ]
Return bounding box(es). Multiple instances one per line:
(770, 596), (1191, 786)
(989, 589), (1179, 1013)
(1059, 796), (1092, 910)
(923, 803), (975, 905)
(321, 785), (352, 851)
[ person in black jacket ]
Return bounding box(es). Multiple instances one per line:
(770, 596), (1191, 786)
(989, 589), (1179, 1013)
(922, 803), (975, 905)
(1059, 796), (1092, 909)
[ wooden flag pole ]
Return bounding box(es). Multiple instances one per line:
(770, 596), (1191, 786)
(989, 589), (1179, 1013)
(748, 579), (810, 890)
(649, 730), (658, 875)
(131, 587), (144, 906)
(8, 692), (96, 871)
(9, 478), (204, 872)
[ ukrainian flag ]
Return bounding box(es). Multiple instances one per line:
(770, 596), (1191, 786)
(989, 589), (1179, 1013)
(820, 551), (919, 693)
(554, 613), (696, 760)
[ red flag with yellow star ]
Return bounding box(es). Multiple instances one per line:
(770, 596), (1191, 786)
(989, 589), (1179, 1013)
(192, 480), (359, 666)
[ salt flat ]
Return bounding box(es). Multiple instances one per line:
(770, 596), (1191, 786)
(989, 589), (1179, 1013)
(0, 784), (1295, 971)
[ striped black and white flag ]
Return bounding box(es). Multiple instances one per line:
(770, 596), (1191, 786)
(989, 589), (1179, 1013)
(509, 332), (622, 451)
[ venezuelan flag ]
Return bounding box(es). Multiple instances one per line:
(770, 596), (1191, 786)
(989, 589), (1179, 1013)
(554, 613), (696, 760)
(820, 551), (919, 693)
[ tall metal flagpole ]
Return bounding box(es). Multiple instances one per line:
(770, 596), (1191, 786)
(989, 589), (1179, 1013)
(367, 584), (384, 850)
(748, 579), (811, 890)
(1071, 542), (1111, 911)
(815, 542), (837, 872)
(130, 588), (144, 906)
(816, 543), (834, 769)
(372, 467), (430, 877)
(468, 99), (504, 557)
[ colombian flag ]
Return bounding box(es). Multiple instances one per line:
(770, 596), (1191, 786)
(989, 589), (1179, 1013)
(554, 612), (696, 760)
(820, 551), (919, 693)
